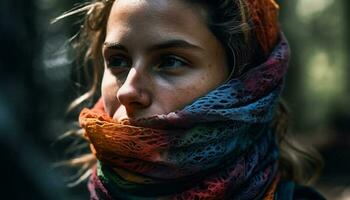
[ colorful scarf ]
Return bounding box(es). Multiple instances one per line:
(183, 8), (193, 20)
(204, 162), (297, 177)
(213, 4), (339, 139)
(79, 34), (290, 199)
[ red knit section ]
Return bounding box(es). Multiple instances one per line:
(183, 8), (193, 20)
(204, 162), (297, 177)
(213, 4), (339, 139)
(245, 0), (280, 54)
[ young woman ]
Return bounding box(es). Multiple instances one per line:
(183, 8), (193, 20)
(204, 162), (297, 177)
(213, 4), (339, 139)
(60, 0), (326, 199)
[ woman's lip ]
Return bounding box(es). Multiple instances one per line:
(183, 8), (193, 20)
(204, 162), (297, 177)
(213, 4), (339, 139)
(118, 116), (131, 121)
(113, 108), (150, 121)
(112, 106), (170, 121)
(117, 115), (154, 122)
(116, 114), (144, 121)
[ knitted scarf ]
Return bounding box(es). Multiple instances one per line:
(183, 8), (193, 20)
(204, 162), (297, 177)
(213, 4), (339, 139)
(79, 35), (290, 199)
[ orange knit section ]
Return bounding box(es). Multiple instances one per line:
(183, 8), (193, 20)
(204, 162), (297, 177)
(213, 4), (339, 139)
(245, 0), (280, 54)
(263, 173), (280, 200)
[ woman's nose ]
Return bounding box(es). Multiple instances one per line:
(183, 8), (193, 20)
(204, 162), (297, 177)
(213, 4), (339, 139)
(116, 68), (151, 115)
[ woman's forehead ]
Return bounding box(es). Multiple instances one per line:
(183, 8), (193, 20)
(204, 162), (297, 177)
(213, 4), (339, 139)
(105, 0), (213, 50)
(110, 0), (203, 13)
(107, 0), (207, 30)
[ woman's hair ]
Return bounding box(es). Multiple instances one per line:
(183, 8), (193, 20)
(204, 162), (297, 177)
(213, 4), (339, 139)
(56, 0), (322, 185)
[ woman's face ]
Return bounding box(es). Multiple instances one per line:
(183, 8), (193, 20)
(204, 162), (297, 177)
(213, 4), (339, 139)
(102, 0), (229, 120)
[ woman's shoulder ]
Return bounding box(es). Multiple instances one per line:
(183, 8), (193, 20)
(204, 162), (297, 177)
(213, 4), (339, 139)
(275, 180), (326, 200)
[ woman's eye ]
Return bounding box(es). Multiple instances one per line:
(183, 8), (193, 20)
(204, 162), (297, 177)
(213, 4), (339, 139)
(158, 56), (188, 69)
(106, 56), (130, 69)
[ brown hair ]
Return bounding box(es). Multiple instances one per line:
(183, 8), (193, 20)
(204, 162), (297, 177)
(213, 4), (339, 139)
(56, 0), (322, 185)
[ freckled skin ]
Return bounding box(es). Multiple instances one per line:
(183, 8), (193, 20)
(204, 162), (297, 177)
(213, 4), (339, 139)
(102, 0), (229, 120)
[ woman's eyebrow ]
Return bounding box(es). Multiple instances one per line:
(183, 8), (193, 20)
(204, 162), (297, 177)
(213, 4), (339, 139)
(146, 39), (203, 51)
(103, 39), (203, 52)
(103, 42), (127, 51)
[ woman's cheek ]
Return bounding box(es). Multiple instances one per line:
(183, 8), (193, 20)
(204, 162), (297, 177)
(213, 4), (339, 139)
(101, 73), (121, 117)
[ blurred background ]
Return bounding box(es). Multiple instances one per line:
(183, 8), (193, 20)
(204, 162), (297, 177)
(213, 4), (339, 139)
(0, 0), (349, 199)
